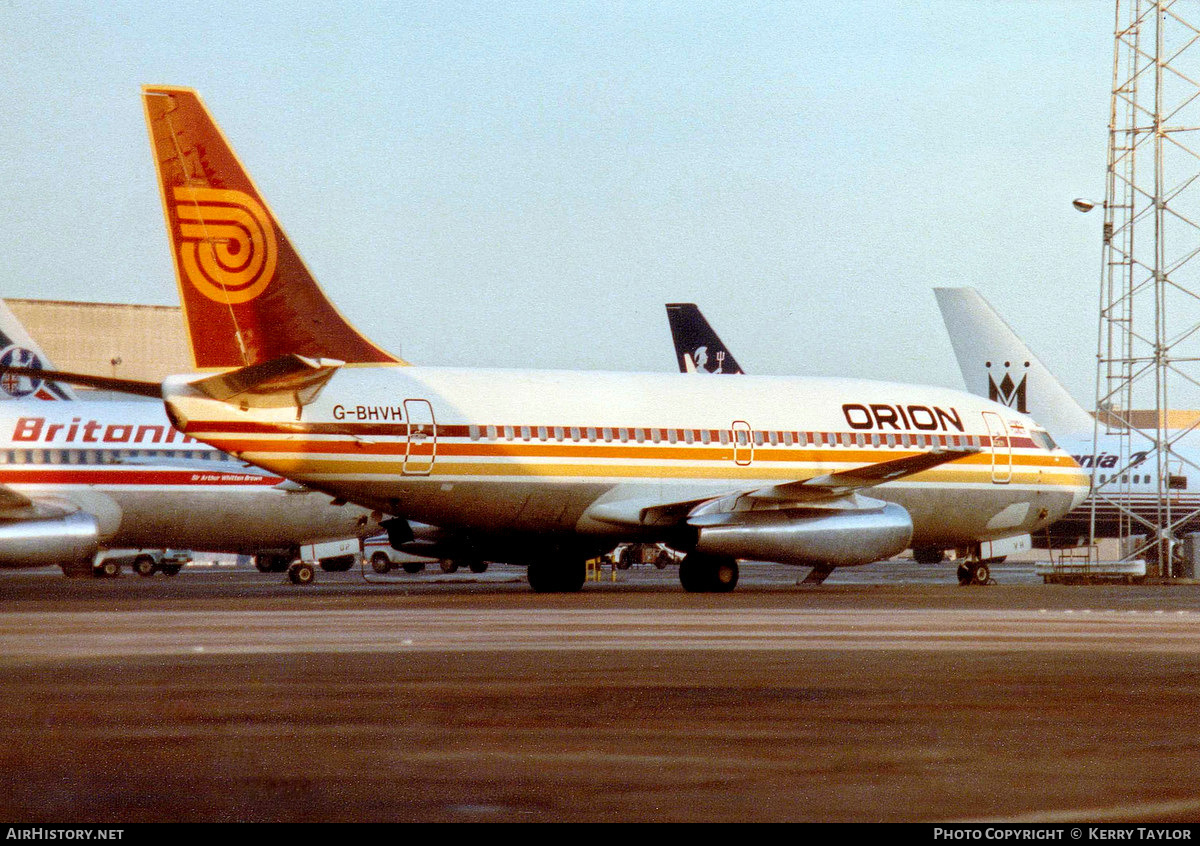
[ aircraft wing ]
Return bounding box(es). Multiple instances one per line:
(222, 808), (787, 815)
(746, 446), (980, 502)
(585, 447), (980, 528)
(0, 484), (33, 513)
(0, 484), (80, 521)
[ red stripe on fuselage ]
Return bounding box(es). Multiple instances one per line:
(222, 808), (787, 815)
(0, 468), (281, 486)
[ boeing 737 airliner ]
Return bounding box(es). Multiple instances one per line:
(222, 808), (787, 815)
(3, 86), (1091, 593)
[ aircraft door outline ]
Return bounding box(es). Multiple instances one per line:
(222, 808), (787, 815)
(732, 420), (753, 466)
(403, 399), (437, 475)
(982, 411), (1012, 484)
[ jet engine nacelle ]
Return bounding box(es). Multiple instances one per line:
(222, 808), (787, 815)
(690, 503), (913, 568)
(0, 511), (101, 568)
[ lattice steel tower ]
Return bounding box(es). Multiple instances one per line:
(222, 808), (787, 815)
(1095, 0), (1200, 575)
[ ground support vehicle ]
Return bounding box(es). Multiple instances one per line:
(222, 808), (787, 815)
(88, 549), (192, 579)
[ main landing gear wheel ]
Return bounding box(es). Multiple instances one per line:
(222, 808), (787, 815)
(527, 559), (586, 593)
(159, 563), (182, 577)
(288, 561), (315, 585)
(133, 555), (157, 578)
(60, 559), (93, 579)
(467, 559), (488, 574)
(913, 547), (946, 565)
(255, 554), (291, 574)
(439, 559), (459, 574)
(957, 562), (992, 586)
(402, 559), (426, 574)
(679, 554), (739, 593)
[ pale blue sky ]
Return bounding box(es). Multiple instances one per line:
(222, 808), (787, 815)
(0, 1), (1112, 401)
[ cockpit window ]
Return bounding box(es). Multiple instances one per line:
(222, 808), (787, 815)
(1032, 430), (1058, 451)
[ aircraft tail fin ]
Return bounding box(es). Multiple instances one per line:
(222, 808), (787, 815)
(665, 303), (745, 375)
(141, 86), (405, 370)
(0, 300), (77, 400)
(934, 287), (1093, 434)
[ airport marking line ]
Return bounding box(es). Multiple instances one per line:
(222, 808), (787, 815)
(0, 608), (1198, 660)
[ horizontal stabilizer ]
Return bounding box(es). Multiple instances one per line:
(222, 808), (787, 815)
(0, 365), (162, 398)
(190, 354), (342, 408)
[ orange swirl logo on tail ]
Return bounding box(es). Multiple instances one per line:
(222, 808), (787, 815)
(172, 187), (278, 305)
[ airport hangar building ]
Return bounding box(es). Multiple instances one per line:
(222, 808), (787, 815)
(6, 299), (192, 384)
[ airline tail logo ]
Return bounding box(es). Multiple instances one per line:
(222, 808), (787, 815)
(173, 186), (277, 305)
(689, 346), (731, 374)
(0, 346), (44, 398)
(986, 362), (1028, 414)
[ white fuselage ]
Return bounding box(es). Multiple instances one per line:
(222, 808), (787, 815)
(163, 366), (1090, 553)
(0, 400), (379, 557)
(1042, 431), (1200, 541)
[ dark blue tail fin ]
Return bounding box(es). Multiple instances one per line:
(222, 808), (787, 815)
(665, 303), (744, 375)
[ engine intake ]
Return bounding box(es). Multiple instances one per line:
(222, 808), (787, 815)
(690, 503), (913, 568)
